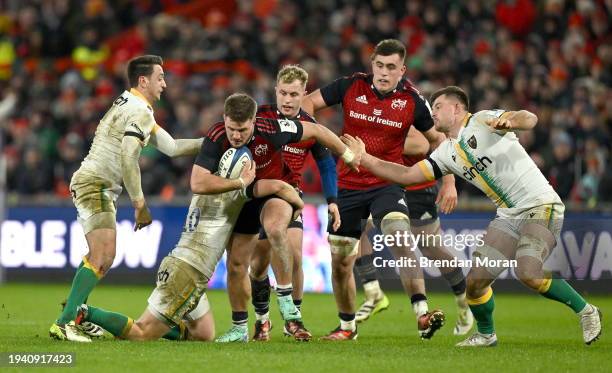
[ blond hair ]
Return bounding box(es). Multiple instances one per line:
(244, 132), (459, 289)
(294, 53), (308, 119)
(276, 65), (308, 87)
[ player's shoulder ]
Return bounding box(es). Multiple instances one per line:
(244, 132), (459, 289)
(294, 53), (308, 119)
(297, 108), (316, 123)
(205, 121), (226, 142)
(123, 90), (153, 113)
(256, 104), (278, 118)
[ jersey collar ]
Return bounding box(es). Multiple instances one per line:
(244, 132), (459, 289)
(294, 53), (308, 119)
(274, 104), (302, 120)
(456, 113), (473, 138)
(129, 88), (154, 111)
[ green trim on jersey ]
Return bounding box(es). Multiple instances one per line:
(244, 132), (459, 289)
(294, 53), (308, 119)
(458, 138), (515, 208)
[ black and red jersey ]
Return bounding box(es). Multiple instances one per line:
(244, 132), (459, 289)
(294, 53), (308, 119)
(195, 117), (303, 181)
(320, 73), (433, 190)
(257, 104), (331, 188)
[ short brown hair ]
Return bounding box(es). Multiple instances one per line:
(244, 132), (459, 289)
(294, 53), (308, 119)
(277, 65), (308, 87)
(224, 93), (257, 122)
(371, 39), (406, 63)
(127, 55), (163, 87)
(430, 86), (470, 111)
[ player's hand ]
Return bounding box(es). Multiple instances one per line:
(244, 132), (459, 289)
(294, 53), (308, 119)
(486, 117), (512, 131)
(436, 180), (458, 214)
(133, 200), (152, 231)
(239, 160), (256, 187)
(328, 202), (341, 232)
(341, 134), (365, 171)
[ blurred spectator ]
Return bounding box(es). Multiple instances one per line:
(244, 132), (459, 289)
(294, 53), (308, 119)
(0, 0), (610, 208)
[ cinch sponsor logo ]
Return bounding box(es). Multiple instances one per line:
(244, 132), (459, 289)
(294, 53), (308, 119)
(283, 145), (306, 155)
(462, 156), (493, 181)
(349, 110), (403, 128)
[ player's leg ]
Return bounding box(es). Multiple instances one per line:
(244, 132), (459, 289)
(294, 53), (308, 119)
(249, 234), (273, 341)
(270, 224), (311, 341)
(321, 189), (363, 341)
(260, 198), (311, 341)
(514, 204), (602, 345)
(456, 221), (518, 347)
(218, 232), (257, 342)
(405, 186), (472, 335)
(51, 176), (120, 341)
(370, 185), (444, 339)
(354, 220), (389, 323)
(184, 294), (215, 341)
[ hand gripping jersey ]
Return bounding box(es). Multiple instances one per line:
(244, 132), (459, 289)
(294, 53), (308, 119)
(77, 89), (157, 189)
(320, 73), (433, 190)
(195, 117), (303, 181)
(420, 110), (562, 210)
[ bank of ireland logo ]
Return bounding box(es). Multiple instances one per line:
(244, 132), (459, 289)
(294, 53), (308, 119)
(373, 108), (382, 116)
(391, 98), (407, 110)
(255, 143), (268, 156)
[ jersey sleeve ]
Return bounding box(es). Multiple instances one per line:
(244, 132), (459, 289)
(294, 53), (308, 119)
(474, 109), (513, 136)
(310, 141), (331, 160)
(319, 76), (355, 107)
(418, 141), (452, 181)
(256, 117), (304, 148)
(411, 92), (434, 133)
(194, 136), (222, 173)
(124, 107), (156, 145)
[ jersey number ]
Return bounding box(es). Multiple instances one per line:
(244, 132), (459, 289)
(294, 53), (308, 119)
(183, 208), (201, 232)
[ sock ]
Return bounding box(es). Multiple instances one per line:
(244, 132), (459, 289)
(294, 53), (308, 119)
(85, 305), (132, 338)
(339, 312), (356, 331)
(538, 278), (588, 314)
(363, 280), (383, 301)
(255, 311), (270, 322)
(232, 311), (248, 327)
(293, 299), (302, 312)
(411, 293), (428, 319)
(276, 283), (293, 297)
(162, 322), (186, 341)
(468, 287), (495, 335)
(355, 254), (378, 285)
(57, 258), (102, 324)
(251, 276), (271, 316)
(442, 268), (467, 296)
(455, 292), (468, 309)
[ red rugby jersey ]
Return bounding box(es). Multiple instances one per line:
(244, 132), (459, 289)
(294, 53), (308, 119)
(320, 73), (433, 190)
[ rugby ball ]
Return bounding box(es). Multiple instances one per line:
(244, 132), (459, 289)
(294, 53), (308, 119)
(217, 147), (253, 179)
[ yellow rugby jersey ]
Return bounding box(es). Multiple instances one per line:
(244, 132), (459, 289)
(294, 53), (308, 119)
(77, 89), (157, 188)
(419, 110), (561, 209)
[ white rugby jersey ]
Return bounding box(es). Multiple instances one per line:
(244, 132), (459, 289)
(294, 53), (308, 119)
(169, 189), (249, 279)
(419, 110), (561, 210)
(78, 89), (157, 187)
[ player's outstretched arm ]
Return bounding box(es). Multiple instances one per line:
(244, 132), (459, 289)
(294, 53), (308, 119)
(190, 161), (255, 195)
(342, 134), (428, 186)
(149, 125), (203, 157)
(486, 110), (538, 132)
(300, 121), (360, 170)
(121, 135), (152, 230)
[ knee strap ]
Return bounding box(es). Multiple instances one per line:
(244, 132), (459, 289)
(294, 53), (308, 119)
(329, 234), (359, 257)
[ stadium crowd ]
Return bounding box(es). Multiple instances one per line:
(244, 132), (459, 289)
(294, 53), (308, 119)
(0, 0), (610, 207)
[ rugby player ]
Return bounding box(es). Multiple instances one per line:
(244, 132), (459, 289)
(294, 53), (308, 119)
(354, 128), (473, 336)
(50, 55), (203, 342)
(193, 93), (359, 343)
(248, 65), (340, 342)
(73, 150), (304, 342)
(341, 85), (603, 347)
(302, 39), (455, 340)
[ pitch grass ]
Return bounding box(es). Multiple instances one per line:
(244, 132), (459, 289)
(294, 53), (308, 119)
(0, 284), (610, 372)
